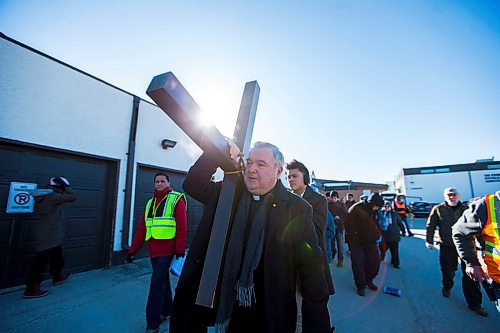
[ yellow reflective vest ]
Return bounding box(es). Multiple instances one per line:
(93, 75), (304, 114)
(484, 194), (500, 283)
(144, 191), (186, 240)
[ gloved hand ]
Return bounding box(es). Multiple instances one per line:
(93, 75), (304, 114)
(175, 253), (185, 259)
(125, 253), (134, 263)
(53, 176), (70, 189)
(425, 242), (434, 250)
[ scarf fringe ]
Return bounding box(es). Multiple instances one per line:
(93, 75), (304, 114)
(215, 319), (230, 333)
(236, 281), (256, 307)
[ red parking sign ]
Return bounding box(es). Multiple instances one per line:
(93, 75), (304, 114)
(14, 193), (31, 205)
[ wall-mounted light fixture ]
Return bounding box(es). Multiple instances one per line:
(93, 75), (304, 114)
(161, 139), (177, 149)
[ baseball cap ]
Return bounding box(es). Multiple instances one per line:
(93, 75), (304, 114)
(443, 187), (458, 195)
(384, 201), (392, 206)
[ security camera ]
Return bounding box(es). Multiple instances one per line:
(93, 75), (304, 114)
(161, 139), (177, 149)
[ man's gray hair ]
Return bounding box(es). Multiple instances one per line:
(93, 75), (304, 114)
(251, 141), (284, 168)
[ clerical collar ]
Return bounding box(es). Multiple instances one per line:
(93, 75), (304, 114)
(252, 195), (261, 201)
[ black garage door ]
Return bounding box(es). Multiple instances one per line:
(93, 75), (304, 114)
(131, 165), (204, 258)
(0, 141), (117, 289)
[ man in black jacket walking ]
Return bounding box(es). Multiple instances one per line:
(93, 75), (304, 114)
(426, 187), (487, 316)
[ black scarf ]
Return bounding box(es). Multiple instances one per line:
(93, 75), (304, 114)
(215, 190), (270, 332)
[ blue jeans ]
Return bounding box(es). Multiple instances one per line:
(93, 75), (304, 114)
(146, 256), (174, 329)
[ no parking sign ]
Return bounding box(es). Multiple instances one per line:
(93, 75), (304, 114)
(6, 182), (37, 213)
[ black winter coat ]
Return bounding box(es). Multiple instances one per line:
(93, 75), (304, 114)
(426, 201), (468, 246)
(345, 201), (381, 249)
(302, 187), (335, 294)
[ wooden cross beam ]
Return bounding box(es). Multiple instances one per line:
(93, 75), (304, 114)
(146, 72), (260, 308)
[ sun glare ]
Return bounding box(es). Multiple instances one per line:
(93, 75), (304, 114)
(198, 111), (214, 127)
(197, 89), (238, 137)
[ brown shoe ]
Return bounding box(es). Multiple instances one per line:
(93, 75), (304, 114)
(367, 281), (378, 290)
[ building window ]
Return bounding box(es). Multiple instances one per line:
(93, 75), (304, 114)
(487, 164), (500, 170)
(420, 169), (435, 174)
(435, 168), (450, 173)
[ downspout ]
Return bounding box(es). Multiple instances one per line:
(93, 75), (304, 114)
(121, 96), (140, 249)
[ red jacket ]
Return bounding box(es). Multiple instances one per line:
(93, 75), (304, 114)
(129, 187), (187, 258)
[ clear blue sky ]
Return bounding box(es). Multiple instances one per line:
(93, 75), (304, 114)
(2, 0), (499, 184)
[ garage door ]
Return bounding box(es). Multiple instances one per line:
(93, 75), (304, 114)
(0, 141), (117, 289)
(132, 165), (204, 258)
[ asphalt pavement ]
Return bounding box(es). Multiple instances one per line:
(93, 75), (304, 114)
(0, 218), (498, 332)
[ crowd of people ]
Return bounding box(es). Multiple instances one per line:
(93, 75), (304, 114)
(24, 139), (499, 332)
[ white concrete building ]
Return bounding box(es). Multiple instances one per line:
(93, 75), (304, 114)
(0, 33), (206, 288)
(394, 160), (500, 203)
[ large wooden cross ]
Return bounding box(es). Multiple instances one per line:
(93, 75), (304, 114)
(146, 72), (260, 308)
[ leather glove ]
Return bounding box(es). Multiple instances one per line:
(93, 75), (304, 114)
(175, 253), (185, 259)
(425, 242), (434, 250)
(125, 253), (134, 263)
(53, 176), (70, 189)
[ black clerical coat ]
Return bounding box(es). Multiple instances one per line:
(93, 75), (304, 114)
(170, 152), (331, 333)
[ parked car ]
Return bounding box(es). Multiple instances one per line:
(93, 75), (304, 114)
(409, 201), (439, 217)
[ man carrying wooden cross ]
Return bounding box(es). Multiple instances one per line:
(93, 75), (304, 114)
(170, 140), (333, 333)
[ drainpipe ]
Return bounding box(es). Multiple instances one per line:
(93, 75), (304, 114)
(121, 96), (140, 249)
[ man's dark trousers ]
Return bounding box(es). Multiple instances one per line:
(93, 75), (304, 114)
(147, 256), (174, 329)
(28, 246), (64, 283)
(440, 244), (482, 307)
(331, 227), (344, 263)
(350, 243), (380, 288)
(385, 241), (399, 266)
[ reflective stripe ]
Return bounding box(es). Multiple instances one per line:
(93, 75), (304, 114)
(483, 194), (500, 283)
(486, 194), (499, 238)
(485, 241), (500, 258)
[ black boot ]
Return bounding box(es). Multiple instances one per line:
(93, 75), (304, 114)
(53, 272), (71, 285)
(23, 282), (48, 299)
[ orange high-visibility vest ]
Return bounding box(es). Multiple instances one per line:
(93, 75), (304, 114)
(394, 201), (406, 215)
(484, 194), (500, 283)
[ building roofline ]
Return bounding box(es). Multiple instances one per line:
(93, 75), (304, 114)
(314, 178), (388, 190)
(0, 32), (157, 107)
(403, 160), (500, 175)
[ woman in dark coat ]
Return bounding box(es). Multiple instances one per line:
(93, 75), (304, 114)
(378, 201), (405, 269)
